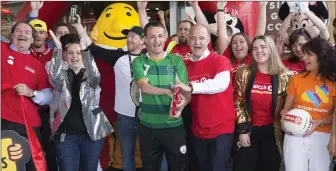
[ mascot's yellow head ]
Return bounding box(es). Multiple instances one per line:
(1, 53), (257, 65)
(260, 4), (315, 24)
(91, 3), (140, 48)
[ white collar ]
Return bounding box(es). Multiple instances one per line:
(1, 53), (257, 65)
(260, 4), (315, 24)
(189, 49), (210, 62)
(146, 51), (167, 60)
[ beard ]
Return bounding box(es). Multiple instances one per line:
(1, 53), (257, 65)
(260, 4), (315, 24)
(178, 37), (187, 45)
(33, 41), (45, 48)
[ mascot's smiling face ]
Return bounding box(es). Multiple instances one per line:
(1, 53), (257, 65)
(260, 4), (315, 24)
(92, 3), (140, 48)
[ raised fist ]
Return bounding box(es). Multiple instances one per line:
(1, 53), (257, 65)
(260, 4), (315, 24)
(298, 2), (309, 13)
(137, 1), (148, 10)
(216, 1), (227, 10)
(31, 1), (44, 11)
(287, 2), (299, 13)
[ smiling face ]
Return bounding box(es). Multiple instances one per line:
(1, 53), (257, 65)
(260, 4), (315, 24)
(11, 22), (34, 53)
(63, 43), (83, 70)
(252, 39), (270, 65)
(94, 3), (140, 48)
(302, 50), (319, 73)
(33, 30), (47, 48)
(145, 26), (166, 56)
(291, 35), (309, 60)
(231, 34), (249, 60)
(177, 21), (192, 45)
(291, 13), (319, 38)
(188, 24), (211, 59)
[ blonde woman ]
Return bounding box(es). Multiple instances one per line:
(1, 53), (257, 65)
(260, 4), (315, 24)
(233, 35), (293, 171)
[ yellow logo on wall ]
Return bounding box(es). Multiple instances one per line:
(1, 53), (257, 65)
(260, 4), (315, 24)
(90, 3), (140, 48)
(1, 130), (31, 171)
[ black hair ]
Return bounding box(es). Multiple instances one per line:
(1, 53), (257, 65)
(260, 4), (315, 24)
(287, 28), (312, 62)
(228, 32), (252, 64)
(60, 34), (80, 49)
(144, 21), (166, 37)
(177, 20), (194, 28)
(170, 34), (177, 38)
(333, 17), (336, 28)
(302, 37), (336, 82)
(55, 23), (71, 32)
(279, 2), (329, 21)
(11, 21), (36, 37)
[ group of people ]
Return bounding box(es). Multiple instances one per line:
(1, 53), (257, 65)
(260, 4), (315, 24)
(1, 1), (336, 171)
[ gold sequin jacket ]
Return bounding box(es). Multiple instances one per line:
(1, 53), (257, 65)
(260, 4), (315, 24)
(234, 65), (293, 158)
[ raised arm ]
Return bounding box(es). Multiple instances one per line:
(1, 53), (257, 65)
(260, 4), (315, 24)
(79, 27), (101, 89)
(45, 30), (65, 91)
(305, 10), (330, 40)
(137, 1), (149, 28)
(217, 1), (230, 55)
(158, 10), (168, 38)
(255, 2), (268, 36)
(27, 1), (43, 22)
(188, 1), (209, 25)
(278, 13), (295, 45)
(71, 15), (124, 67)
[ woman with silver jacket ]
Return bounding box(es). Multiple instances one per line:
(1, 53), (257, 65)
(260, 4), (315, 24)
(45, 28), (113, 171)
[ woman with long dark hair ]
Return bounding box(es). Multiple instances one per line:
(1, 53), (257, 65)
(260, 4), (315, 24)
(282, 28), (311, 74)
(281, 37), (336, 171)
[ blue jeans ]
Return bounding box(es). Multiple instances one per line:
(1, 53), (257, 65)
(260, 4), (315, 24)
(54, 133), (104, 171)
(117, 114), (168, 171)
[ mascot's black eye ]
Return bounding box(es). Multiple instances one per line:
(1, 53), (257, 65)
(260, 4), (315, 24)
(300, 20), (309, 28)
(295, 24), (299, 29)
(126, 12), (131, 16)
(227, 19), (233, 25)
(106, 13), (111, 17)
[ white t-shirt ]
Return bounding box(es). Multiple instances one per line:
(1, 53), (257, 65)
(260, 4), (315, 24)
(114, 53), (140, 117)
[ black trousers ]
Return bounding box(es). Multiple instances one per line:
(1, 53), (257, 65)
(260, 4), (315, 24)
(233, 124), (281, 171)
(138, 124), (188, 171)
(38, 106), (58, 171)
(193, 133), (233, 171)
(1, 119), (43, 171)
(182, 105), (197, 171)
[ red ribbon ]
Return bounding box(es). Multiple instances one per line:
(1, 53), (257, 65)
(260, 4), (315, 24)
(171, 87), (180, 116)
(2, 84), (47, 171)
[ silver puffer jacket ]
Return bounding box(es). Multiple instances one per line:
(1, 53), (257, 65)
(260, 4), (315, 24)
(46, 49), (113, 141)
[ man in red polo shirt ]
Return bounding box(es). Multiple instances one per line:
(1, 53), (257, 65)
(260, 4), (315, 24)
(29, 19), (53, 65)
(29, 18), (58, 171)
(1, 21), (51, 171)
(176, 24), (236, 171)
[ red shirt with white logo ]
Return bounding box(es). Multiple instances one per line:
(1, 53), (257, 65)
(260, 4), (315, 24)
(251, 70), (273, 126)
(185, 52), (236, 139)
(164, 39), (214, 61)
(30, 45), (53, 65)
(1, 42), (50, 127)
(282, 57), (305, 75)
(223, 49), (252, 84)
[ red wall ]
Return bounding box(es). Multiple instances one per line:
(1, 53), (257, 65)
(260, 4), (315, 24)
(198, 1), (260, 39)
(14, 1), (71, 30)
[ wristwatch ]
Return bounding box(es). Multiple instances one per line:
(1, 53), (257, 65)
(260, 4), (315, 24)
(31, 90), (37, 98)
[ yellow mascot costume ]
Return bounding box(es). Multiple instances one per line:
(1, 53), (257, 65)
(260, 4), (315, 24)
(90, 3), (142, 170)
